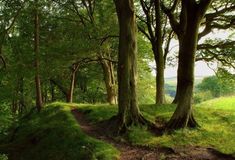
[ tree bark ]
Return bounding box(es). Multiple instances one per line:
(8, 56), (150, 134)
(67, 63), (79, 103)
(50, 80), (55, 102)
(19, 77), (25, 112)
(139, 0), (166, 104)
(34, 0), (43, 112)
(167, 0), (212, 129)
(167, 0), (211, 129)
(111, 0), (150, 134)
(154, 0), (165, 104)
(99, 55), (117, 105)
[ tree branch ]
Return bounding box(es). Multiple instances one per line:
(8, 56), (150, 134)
(198, 41), (235, 50)
(0, 55), (6, 69)
(161, 0), (180, 35)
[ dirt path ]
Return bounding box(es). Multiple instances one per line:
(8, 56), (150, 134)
(71, 109), (235, 160)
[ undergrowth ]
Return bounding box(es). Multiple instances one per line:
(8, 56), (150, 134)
(0, 102), (119, 160)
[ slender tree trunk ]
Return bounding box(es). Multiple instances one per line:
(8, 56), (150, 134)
(155, 56), (165, 104)
(111, 0), (150, 134)
(67, 64), (79, 103)
(99, 55), (117, 105)
(34, 0), (43, 111)
(139, 0), (166, 104)
(50, 80), (55, 102)
(19, 77), (25, 112)
(154, 0), (165, 104)
(43, 83), (48, 103)
(67, 71), (75, 103)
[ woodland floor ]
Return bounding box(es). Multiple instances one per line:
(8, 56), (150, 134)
(71, 108), (235, 160)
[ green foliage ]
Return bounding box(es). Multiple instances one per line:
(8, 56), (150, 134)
(137, 34), (155, 104)
(199, 96), (235, 111)
(0, 103), (14, 136)
(194, 91), (213, 104)
(0, 154), (8, 160)
(197, 76), (222, 97)
(197, 73), (235, 99)
(0, 103), (119, 160)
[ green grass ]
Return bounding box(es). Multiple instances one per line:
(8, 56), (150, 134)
(77, 97), (235, 155)
(1, 97), (234, 159)
(0, 102), (119, 160)
(199, 96), (235, 111)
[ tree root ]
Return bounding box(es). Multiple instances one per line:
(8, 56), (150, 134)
(105, 114), (158, 136)
(166, 114), (199, 130)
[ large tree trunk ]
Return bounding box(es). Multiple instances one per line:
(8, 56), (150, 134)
(172, 88), (179, 104)
(171, 38), (184, 104)
(34, 0), (43, 112)
(99, 55), (117, 105)
(112, 0), (149, 134)
(167, 32), (198, 129)
(154, 0), (165, 104)
(167, 0), (211, 129)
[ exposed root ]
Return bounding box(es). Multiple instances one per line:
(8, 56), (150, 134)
(166, 114), (199, 130)
(104, 114), (158, 136)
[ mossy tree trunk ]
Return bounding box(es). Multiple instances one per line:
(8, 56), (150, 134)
(163, 0), (212, 129)
(99, 55), (117, 105)
(112, 0), (149, 134)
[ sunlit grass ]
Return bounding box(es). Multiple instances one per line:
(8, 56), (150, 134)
(77, 97), (235, 155)
(2, 97), (234, 159)
(198, 96), (235, 111)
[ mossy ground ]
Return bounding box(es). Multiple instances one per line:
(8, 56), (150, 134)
(0, 102), (119, 160)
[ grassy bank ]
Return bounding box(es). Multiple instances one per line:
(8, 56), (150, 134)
(0, 102), (119, 160)
(78, 97), (235, 155)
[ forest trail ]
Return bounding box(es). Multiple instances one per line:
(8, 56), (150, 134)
(71, 108), (235, 160)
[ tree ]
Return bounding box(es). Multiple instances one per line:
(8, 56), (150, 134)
(50, 0), (119, 104)
(0, 0), (25, 70)
(34, 0), (43, 111)
(98, 54), (117, 105)
(197, 39), (235, 69)
(198, 69), (235, 98)
(162, 0), (212, 129)
(137, 0), (174, 104)
(111, 0), (150, 134)
(171, 0), (235, 103)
